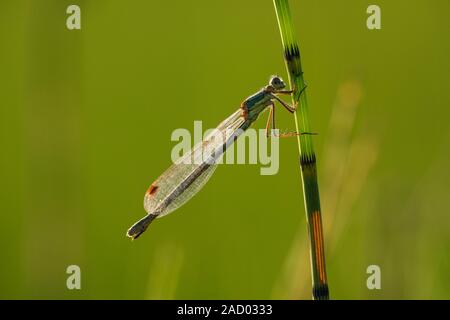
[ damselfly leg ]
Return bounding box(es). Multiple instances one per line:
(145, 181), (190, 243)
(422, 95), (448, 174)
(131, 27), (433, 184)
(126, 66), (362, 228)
(266, 85), (314, 138)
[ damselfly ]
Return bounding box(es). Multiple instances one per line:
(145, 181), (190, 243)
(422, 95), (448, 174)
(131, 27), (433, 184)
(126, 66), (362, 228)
(127, 76), (312, 239)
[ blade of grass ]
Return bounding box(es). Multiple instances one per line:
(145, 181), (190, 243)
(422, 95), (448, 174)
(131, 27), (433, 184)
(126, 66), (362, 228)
(273, 0), (329, 300)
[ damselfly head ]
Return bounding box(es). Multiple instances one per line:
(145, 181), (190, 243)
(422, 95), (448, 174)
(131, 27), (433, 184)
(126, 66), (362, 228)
(269, 75), (286, 90)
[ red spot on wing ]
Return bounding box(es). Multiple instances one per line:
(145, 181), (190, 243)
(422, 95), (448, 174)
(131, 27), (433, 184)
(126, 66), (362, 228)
(240, 103), (249, 120)
(146, 184), (159, 196)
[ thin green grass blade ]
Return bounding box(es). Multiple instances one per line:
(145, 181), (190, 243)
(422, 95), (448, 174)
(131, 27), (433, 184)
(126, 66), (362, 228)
(273, 0), (329, 300)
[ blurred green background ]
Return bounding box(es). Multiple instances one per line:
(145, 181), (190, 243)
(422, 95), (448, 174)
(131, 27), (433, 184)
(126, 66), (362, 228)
(1, 0), (450, 299)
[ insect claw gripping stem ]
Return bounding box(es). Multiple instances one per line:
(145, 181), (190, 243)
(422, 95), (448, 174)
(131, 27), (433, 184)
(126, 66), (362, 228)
(288, 84), (307, 112)
(294, 84), (308, 111)
(299, 83), (308, 94)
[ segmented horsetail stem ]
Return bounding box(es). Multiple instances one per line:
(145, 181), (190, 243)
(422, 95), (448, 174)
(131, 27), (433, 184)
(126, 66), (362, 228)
(273, 0), (329, 300)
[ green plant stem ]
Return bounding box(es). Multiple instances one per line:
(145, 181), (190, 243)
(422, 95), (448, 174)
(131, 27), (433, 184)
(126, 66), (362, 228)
(273, 0), (329, 300)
